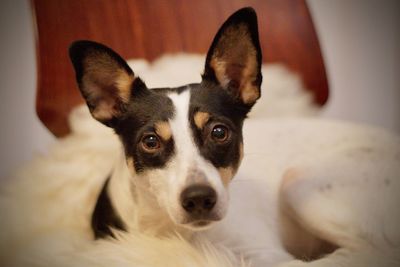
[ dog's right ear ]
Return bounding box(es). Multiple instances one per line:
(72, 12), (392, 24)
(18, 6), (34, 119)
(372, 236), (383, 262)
(69, 40), (147, 127)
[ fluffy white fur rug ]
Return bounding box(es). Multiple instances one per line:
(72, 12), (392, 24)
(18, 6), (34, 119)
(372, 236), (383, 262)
(0, 105), (248, 267)
(1, 55), (316, 267)
(0, 55), (398, 267)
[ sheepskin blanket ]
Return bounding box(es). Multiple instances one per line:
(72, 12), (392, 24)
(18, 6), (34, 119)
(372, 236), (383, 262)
(1, 105), (249, 267)
(0, 55), (317, 267)
(0, 54), (398, 267)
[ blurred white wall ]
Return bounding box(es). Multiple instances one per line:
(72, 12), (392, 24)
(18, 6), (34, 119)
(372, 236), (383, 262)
(308, 0), (400, 133)
(0, 0), (55, 179)
(0, 0), (399, 178)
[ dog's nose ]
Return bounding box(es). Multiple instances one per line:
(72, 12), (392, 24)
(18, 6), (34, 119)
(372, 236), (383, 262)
(181, 185), (217, 214)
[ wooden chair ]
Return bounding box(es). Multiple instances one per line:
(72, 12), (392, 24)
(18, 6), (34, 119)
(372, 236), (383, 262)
(31, 0), (328, 137)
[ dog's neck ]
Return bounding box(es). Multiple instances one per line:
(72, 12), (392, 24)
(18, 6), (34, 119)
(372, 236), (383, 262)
(106, 151), (191, 238)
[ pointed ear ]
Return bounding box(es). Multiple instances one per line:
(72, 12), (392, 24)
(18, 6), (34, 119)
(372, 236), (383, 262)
(203, 7), (262, 106)
(69, 40), (146, 127)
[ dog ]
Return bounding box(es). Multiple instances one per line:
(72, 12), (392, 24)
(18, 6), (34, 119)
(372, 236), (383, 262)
(67, 7), (400, 266)
(1, 7), (398, 267)
(69, 7), (263, 238)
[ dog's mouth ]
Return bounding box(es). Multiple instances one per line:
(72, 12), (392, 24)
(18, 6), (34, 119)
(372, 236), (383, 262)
(190, 220), (214, 229)
(181, 219), (216, 230)
(178, 212), (223, 230)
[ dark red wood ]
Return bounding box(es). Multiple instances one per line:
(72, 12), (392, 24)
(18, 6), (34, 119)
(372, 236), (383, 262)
(32, 0), (329, 137)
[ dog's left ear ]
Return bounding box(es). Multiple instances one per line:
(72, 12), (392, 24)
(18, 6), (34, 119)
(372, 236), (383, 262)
(203, 7), (262, 106)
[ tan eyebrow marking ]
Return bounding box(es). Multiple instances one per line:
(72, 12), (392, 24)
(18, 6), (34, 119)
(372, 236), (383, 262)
(154, 121), (172, 141)
(193, 111), (210, 129)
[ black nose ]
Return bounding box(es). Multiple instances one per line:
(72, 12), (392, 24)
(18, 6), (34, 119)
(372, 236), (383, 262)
(181, 185), (217, 214)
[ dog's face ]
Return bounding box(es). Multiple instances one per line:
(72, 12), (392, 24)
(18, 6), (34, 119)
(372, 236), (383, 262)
(70, 8), (261, 230)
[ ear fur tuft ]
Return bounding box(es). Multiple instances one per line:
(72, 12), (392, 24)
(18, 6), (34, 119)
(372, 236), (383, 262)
(203, 7), (262, 106)
(69, 40), (145, 126)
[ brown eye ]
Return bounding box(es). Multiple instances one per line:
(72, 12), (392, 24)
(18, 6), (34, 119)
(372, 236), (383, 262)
(211, 125), (229, 142)
(141, 134), (161, 152)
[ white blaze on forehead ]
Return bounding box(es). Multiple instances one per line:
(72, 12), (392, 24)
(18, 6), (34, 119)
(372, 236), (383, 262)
(153, 88), (229, 224)
(166, 89), (223, 189)
(167, 89), (195, 162)
(168, 89), (199, 182)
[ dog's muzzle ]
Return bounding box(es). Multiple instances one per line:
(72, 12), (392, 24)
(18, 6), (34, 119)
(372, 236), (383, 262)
(180, 185), (218, 226)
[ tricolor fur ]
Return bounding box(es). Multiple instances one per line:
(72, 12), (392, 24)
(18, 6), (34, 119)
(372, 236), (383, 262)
(69, 8), (261, 235)
(1, 7), (399, 267)
(68, 7), (400, 266)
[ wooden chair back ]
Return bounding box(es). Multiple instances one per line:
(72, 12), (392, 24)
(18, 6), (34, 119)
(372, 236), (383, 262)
(32, 0), (328, 136)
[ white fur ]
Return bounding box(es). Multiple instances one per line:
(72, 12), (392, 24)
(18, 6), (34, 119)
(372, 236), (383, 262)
(2, 107), (399, 267)
(1, 55), (399, 266)
(206, 118), (400, 266)
(104, 88), (229, 234)
(166, 89), (228, 227)
(0, 106), (247, 267)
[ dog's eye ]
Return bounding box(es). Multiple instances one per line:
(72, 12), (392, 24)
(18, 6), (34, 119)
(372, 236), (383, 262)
(141, 134), (161, 152)
(211, 125), (229, 142)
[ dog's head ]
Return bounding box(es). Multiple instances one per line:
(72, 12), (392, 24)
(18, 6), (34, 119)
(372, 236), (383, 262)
(69, 8), (261, 230)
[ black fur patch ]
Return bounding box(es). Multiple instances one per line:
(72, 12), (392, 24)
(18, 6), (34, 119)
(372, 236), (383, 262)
(116, 82), (248, 173)
(69, 7), (261, 174)
(189, 83), (247, 169)
(114, 88), (176, 173)
(92, 176), (126, 239)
